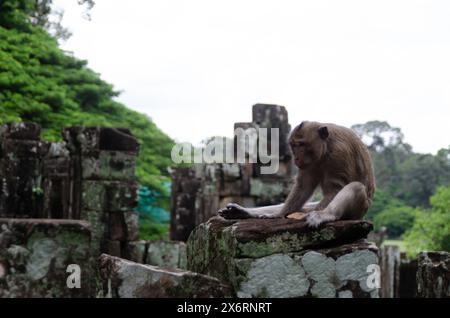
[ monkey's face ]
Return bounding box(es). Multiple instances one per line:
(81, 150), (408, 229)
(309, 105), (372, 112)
(289, 121), (329, 170)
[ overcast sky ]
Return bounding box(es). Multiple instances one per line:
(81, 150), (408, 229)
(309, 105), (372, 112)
(54, 0), (450, 154)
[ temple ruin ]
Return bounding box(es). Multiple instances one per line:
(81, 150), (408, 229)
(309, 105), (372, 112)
(0, 105), (448, 298)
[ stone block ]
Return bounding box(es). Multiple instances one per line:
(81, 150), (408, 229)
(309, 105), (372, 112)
(187, 216), (379, 298)
(125, 240), (147, 263)
(99, 254), (232, 298)
(0, 122), (41, 140)
(81, 151), (136, 181)
(108, 211), (139, 242)
(416, 251), (450, 298)
(250, 179), (290, 205)
(0, 157), (42, 218)
(81, 181), (138, 212)
(63, 127), (139, 155)
(1, 139), (48, 158)
(146, 241), (187, 269)
(0, 218), (94, 297)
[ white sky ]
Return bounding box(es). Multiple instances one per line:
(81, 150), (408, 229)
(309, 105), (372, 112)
(54, 0), (450, 154)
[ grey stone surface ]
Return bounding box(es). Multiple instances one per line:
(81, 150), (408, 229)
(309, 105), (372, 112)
(187, 216), (379, 298)
(416, 251), (450, 298)
(0, 219), (95, 298)
(99, 254), (232, 298)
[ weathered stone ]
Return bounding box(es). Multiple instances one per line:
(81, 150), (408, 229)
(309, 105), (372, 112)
(399, 257), (417, 298)
(99, 254), (232, 298)
(146, 241), (187, 269)
(219, 180), (250, 197)
(81, 181), (138, 212)
(0, 122), (41, 140)
(188, 216), (373, 262)
(0, 157), (43, 218)
(237, 254), (310, 298)
(81, 210), (108, 256)
(187, 217), (379, 298)
(249, 178), (289, 205)
(251, 104), (291, 160)
(170, 167), (201, 241)
(1, 139), (48, 158)
(222, 163), (241, 180)
(0, 218), (94, 297)
(169, 105), (295, 242)
(380, 245), (400, 298)
(62, 127), (139, 155)
(105, 240), (122, 258)
(416, 251), (450, 298)
(123, 211), (139, 241)
(81, 151), (136, 181)
(42, 154), (72, 219)
(125, 240), (147, 263)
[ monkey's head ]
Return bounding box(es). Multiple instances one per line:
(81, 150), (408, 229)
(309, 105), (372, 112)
(289, 121), (329, 169)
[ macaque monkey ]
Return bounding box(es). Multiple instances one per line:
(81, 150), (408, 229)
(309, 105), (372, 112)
(218, 121), (375, 228)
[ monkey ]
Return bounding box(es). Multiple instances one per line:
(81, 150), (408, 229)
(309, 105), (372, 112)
(218, 121), (375, 228)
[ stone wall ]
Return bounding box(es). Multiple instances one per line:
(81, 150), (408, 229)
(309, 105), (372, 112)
(170, 104), (295, 241)
(416, 251), (450, 298)
(62, 127), (140, 259)
(0, 123), (141, 260)
(125, 240), (187, 269)
(187, 216), (380, 298)
(0, 123), (47, 218)
(0, 123), (145, 297)
(0, 219), (94, 297)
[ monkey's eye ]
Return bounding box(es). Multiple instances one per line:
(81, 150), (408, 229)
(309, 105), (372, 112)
(290, 141), (307, 148)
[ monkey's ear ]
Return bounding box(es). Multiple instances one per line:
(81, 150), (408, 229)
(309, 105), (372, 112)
(298, 121), (305, 130)
(318, 126), (329, 139)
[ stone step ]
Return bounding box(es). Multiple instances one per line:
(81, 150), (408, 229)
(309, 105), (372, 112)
(98, 254), (232, 298)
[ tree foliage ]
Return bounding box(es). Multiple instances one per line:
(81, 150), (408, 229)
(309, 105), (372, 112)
(0, 1), (175, 195)
(373, 205), (416, 238)
(352, 121), (450, 208)
(404, 187), (450, 257)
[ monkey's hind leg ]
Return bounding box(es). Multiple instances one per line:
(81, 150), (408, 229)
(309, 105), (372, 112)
(305, 182), (369, 228)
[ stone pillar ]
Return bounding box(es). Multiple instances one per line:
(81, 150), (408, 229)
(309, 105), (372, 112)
(42, 142), (72, 219)
(416, 251), (450, 298)
(0, 123), (47, 218)
(170, 167), (202, 241)
(187, 217), (380, 298)
(62, 127), (140, 258)
(169, 104), (295, 242)
(380, 245), (400, 298)
(398, 256), (418, 298)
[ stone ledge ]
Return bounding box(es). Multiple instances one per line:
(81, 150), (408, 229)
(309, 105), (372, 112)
(99, 254), (232, 298)
(187, 216), (378, 298)
(0, 218), (91, 236)
(188, 216), (373, 260)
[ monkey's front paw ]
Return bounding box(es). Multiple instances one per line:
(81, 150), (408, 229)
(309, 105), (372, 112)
(218, 203), (252, 219)
(305, 211), (336, 228)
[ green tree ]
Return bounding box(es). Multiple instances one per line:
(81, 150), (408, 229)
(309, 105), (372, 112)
(352, 121), (450, 207)
(373, 205), (416, 238)
(0, 0), (174, 195)
(404, 186), (450, 257)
